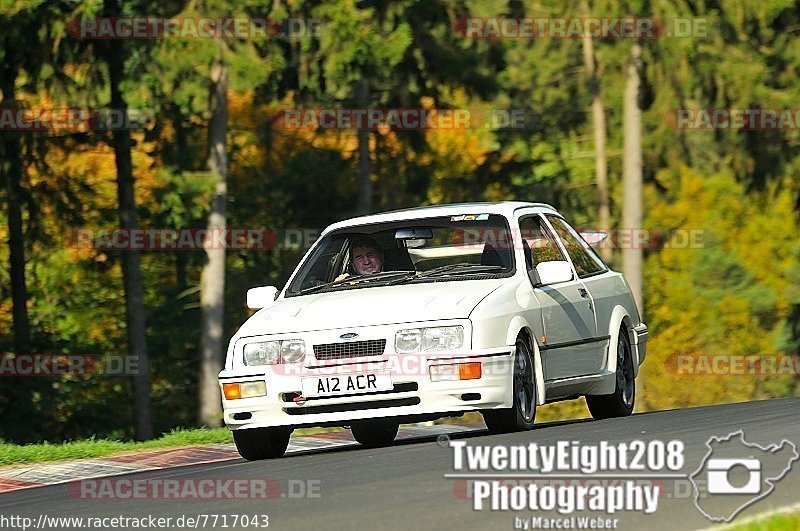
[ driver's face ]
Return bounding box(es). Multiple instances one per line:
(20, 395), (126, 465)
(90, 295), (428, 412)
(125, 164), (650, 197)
(352, 246), (382, 275)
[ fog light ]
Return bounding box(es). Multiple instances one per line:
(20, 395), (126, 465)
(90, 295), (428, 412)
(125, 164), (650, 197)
(223, 381), (266, 400)
(458, 362), (481, 380)
(429, 365), (458, 382)
(240, 381), (267, 398)
(429, 362), (482, 381)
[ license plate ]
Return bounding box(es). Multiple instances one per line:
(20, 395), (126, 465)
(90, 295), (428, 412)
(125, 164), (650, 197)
(301, 374), (393, 398)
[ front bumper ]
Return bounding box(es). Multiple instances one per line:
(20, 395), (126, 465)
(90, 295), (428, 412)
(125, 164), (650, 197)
(218, 348), (514, 430)
(632, 323), (648, 367)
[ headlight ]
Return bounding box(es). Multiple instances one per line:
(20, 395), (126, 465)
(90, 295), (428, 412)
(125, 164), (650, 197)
(395, 326), (463, 353)
(281, 340), (306, 363)
(422, 326), (464, 351)
(395, 329), (422, 353)
(244, 340), (305, 365)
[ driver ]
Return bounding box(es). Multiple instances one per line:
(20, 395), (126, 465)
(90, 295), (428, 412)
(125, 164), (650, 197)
(336, 235), (384, 281)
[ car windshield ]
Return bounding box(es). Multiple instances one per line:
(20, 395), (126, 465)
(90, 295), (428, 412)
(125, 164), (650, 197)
(285, 214), (515, 297)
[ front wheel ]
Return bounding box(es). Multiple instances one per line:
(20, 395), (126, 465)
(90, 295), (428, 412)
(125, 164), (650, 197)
(350, 420), (399, 448)
(233, 427), (292, 460)
(587, 326), (636, 420)
(482, 339), (537, 434)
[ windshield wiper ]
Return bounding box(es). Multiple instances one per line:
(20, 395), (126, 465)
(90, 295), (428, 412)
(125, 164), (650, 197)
(294, 270), (416, 296)
(337, 270), (417, 285)
(416, 263), (505, 277)
(388, 263), (505, 285)
(296, 265), (502, 295)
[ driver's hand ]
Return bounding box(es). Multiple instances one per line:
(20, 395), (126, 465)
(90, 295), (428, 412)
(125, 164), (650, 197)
(335, 273), (350, 282)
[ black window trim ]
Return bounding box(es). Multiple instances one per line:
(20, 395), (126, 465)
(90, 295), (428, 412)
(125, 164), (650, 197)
(517, 214), (569, 270)
(542, 214), (609, 279)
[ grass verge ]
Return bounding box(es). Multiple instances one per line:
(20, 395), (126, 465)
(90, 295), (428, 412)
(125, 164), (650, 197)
(730, 511), (800, 531)
(0, 426), (342, 466)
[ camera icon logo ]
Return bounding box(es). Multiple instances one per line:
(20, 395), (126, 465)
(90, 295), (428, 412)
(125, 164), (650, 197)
(706, 458), (761, 494)
(690, 431), (798, 523)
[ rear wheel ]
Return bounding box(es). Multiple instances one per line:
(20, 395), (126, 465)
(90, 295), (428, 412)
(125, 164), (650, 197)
(233, 427), (292, 460)
(482, 339), (537, 434)
(587, 326), (635, 419)
(350, 420), (399, 448)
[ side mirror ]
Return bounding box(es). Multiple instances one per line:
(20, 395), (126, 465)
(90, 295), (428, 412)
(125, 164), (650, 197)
(535, 261), (573, 285)
(579, 231), (608, 248)
(247, 286), (279, 309)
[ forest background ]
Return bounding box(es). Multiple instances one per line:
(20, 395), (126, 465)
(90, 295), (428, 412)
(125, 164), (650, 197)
(1, 0), (798, 443)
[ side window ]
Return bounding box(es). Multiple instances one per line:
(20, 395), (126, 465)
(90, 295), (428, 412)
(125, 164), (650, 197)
(288, 235), (347, 293)
(518, 216), (567, 269)
(546, 215), (607, 277)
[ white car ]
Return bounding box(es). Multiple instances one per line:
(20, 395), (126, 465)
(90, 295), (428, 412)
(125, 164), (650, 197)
(218, 202), (648, 459)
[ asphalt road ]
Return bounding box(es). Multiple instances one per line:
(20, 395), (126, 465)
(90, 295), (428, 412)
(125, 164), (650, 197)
(2, 397), (799, 531)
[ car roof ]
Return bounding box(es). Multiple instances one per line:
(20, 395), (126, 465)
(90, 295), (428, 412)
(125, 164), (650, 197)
(323, 201), (558, 234)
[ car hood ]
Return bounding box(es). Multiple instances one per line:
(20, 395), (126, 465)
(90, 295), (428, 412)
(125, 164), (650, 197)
(236, 279), (508, 335)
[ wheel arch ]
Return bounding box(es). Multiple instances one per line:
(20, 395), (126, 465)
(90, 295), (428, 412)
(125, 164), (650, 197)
(605, 306), (639, 376)
(506, 316), (545, 406)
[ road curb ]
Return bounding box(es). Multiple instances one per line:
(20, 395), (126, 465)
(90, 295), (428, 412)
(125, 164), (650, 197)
(0, 423), (481, 495)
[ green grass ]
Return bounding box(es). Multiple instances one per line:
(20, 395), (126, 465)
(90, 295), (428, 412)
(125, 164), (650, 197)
(0, 426), (342, 466)
(731, 511), (800, 531)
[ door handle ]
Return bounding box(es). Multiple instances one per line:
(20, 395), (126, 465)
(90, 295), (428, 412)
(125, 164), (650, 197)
(578, 288), (589, 298)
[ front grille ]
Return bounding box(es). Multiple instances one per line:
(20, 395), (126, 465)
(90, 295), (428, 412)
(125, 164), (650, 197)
(313, 339), (386, 361)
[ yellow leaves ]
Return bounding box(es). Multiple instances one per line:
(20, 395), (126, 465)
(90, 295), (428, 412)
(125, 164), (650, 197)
(226, 87), (505, 208)
(64, 236), (94, 263)
(425, 103), (498, 203)
(484, 182), (510, 202)
(0, 301), (12, 342)
(732, 182), (799, 299)
(131, 137), (158, 210)
(641, 162), (798, 410)
(228, 90), (258, 131)
(86, 317), (119, 343)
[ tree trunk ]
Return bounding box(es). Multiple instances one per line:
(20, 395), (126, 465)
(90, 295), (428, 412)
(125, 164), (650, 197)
(0, 63), (35, 443)
(198, 57), (228, 428)
(172, 104), (189, 294)
(580, 0), (611, 264)
(355, 77), (372, 215)
(106, 42), (154, 441)
(622, 42), (644, 317)
(0, 66), (31, 354)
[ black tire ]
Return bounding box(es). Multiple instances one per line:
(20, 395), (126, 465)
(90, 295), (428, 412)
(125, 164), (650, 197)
(482, 339), (537, 434)
(233, 427), (292, 460)
(587, 326), (635, 420)
(350, 420), (399, 448)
